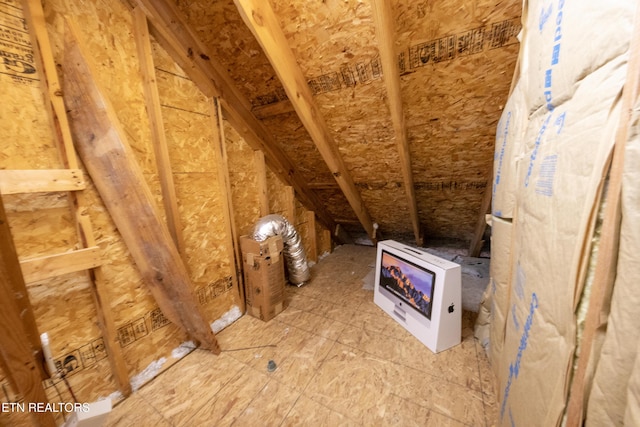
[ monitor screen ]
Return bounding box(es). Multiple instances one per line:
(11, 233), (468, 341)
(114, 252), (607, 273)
(379, 249), (436, 320)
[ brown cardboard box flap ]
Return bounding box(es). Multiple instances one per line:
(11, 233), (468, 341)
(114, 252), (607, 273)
(240, 235), (283, 262)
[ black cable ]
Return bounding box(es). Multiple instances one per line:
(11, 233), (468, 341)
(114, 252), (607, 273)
(60, 373), (78, 404)
(50, 379), (66, 422)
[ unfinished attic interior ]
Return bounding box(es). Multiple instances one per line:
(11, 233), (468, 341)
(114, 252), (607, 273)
(1, 0), (640, 425)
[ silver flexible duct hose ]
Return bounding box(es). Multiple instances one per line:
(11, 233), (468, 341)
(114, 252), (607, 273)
(253, 214), (310, 286)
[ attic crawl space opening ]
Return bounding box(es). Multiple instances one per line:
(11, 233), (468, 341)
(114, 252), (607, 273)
(9, 0), (640, 426)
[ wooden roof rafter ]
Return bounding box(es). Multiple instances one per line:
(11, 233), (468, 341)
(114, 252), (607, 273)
(370, 0), (422, 245)
(234, 0), (377, 241)
(132, 0), (338, 235)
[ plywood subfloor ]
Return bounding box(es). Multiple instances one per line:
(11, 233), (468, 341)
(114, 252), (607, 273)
(105, 244), (497, 426)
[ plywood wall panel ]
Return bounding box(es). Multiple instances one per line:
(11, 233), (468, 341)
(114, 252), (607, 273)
(150, 34), (239, 316)
(359, 187), (412, 236)
(224, 121), (262, 237)
(314, 188), (359, 223)
(395, 0), (521, 240)
(47, 0), (159, 176)
(317, 221), (333, 256)
(1, 0), (242, 414)
(260, 112), (335, 185)
(266, 168), (290, 219)
(2, 194), (77, 258)
(78, 170), (189, 393)
(0, 2), (59, 172)
(0, 1), (115, 414)
(416, 183), (487, 241)
(0, 98), (59, 170)
(174, 0), (280, 107)
(294, 199), (312, 261)
(27, 273), (122, 407)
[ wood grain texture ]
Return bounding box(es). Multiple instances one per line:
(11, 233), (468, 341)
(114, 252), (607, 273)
(62, 20), (220, 353)
(133, 7), (187, 259)
(20, 0), (132, 396)
(467, 181), (492, 256)
(133, 0), (337, 234)
(0, 169), (85, 195)
(20, 246), (102, 284)
(234, 0), (376, 240)
(0, 193), (56, 427)
(209, 98), (244, 314)
(370, 0), (421, 245)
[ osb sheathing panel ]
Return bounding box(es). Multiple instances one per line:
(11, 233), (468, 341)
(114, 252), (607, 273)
(223, 120), (262, 237)
(264, 169), (331, 259)
(223, 117), (332, 268)
(260, 111), (334, 184)
(317, 221), (333, 256)
(360, 187), (412, 239)
(0, 0), (236, 412)
(80, 174), (193, 388)
(0, 0), (59, 172)
(263, 0), (412, 234)
(176, 0), (520, 241)
(45, 0), (198, 399)
(46, 0), (158, 175)
(293, 199), (313, 261)
(0, 90), (59, 169)
(152, 45), (237, 289)
(174, 0), (281, 107)
(417, 181), (489, 241)
(266, 168), (291, 220)
(294, 199), (335, 263)
(2, 194), (77, 258)
(394, 0), (520, 239)
(314, 188), (360, 222)
(0, 0), (124, 409)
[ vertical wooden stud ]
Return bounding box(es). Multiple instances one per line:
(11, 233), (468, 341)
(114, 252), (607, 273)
(21, 0), (131, 395)
(133, 6), (188, 259)
(0, 194), (57, 427)
(254, 150), (270, 217)
(209, 98), (245, 313)
(468, 181), (492, 257)
(306, 211), (318, 263)
(284, 186), (295, 224)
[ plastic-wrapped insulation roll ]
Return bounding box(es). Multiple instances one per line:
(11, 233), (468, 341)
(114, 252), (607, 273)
(253, 214), (310, 286)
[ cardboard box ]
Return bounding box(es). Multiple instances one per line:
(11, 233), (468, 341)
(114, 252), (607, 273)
(240, 236), (286, 321)
(373, 240), (461, 354)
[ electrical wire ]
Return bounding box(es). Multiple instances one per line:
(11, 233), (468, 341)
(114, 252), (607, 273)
(50, 379), (66, 422)
(60, 373), (77, 404)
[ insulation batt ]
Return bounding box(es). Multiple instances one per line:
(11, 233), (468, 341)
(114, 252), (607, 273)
(253, 214), (310, 285)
